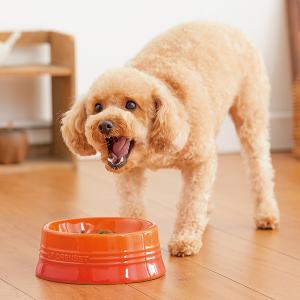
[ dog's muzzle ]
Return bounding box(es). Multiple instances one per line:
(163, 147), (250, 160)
(99, 120), (114, 134)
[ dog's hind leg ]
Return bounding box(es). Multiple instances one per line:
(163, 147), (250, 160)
(168, 153), (217, 256)
(230, 61), (279, 229)
(116, 167), (146, 218)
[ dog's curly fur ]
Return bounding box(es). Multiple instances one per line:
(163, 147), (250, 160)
(61, 22), (280, 256)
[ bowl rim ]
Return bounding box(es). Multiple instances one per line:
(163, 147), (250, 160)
(43, 216), (157, 237)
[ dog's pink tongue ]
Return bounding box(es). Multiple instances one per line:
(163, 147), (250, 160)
(112, 137), (130, 160)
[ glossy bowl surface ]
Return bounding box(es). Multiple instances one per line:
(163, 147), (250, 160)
(35, 217), (165, 284)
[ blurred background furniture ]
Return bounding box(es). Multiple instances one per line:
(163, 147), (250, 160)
(0, 31), (21, 64)
(287, 0), (300, 158)
(0, 31), (75, 168)
(0, 125), (28, 164)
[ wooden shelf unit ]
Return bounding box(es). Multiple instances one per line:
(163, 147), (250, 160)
(287, 0), (300, 158)
(0, 31), (76, 165)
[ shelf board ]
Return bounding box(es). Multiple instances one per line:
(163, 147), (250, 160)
(0, 64), (72, 77)
(0, 119), (52, 130)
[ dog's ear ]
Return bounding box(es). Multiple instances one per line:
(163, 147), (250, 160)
(150, 85), (189, 152)
(61, 96), (96, 156)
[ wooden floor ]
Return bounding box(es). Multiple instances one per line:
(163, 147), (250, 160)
(0, 153), (299, 300)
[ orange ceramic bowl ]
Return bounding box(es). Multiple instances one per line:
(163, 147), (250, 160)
(35, 217), (165, 284)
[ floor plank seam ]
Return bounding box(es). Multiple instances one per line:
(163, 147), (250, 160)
(0, 277), (34, 299)
(127, 284), (157, 300)
(160, 249), (275, 300)
(209, 224), (300, 261)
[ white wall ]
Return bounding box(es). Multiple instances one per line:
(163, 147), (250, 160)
(0, 0), (293, 151)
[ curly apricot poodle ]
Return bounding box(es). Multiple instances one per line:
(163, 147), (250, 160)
(61, 22), (279, 256)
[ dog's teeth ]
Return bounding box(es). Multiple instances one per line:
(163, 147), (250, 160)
(108, 156), (124, 166)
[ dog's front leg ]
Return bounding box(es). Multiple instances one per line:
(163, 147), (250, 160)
(116, 167), (146, 218)
(168, 156), (217, 256)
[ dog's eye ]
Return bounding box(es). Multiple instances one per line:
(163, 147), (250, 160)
(95, 103), (103, 113)
(125, 100), (136, 110)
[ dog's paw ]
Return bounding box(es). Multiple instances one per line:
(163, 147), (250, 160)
(168, 236), (202, 257)
(255, 201), (280, 230)
(256, 215), (279, 230)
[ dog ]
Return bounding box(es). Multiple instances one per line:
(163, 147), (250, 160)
(61, 22), (280, 256)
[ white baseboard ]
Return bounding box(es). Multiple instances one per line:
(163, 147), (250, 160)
(269, 112), (293, 151)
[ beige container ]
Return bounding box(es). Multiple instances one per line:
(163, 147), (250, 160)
(0, 128), (28, 164)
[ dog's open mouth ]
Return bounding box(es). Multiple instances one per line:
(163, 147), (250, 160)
(105, 137), (135, 169)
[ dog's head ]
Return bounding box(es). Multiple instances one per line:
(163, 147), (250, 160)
(61, 67), (189, 173)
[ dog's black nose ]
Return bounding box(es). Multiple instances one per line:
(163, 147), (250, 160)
(99, 120), (114, 134)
